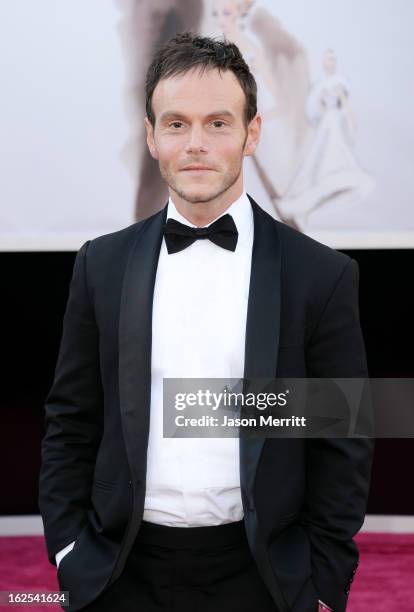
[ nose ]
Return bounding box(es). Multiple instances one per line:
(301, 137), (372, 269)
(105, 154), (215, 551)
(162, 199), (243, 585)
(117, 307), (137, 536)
(185, 125), (208, 154)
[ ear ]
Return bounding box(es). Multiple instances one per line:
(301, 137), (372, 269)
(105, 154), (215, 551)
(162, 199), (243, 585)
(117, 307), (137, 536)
(144, 117), (159, 160)
(243, 114), (262, 157)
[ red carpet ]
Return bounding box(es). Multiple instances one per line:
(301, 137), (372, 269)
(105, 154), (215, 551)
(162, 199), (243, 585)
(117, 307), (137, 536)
(0, 533), (413, 610)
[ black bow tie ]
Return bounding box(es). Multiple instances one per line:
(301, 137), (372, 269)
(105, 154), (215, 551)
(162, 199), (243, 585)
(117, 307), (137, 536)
(163, 214), (238, 254)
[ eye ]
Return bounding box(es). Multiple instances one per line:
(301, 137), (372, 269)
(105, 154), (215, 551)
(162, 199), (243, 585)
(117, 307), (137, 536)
(169, 121), (183, 129)
(212, 120), (226, 128)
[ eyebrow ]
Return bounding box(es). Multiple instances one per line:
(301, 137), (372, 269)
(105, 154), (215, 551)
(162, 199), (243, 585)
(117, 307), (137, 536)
(159, 110), (236, 123)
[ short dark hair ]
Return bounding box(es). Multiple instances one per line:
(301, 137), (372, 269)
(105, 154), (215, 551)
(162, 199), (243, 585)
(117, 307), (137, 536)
(145, 32), (257, 129)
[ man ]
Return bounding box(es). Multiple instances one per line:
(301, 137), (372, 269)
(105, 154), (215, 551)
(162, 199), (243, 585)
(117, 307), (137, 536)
(39, 33), (373, 612)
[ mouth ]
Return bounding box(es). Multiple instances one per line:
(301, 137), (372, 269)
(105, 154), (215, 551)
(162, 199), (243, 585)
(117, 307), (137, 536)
(180, 166), (215, 172)
(181, 170), (213, 176)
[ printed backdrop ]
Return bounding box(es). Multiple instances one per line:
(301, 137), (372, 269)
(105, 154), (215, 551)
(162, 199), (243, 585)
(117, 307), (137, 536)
(1, 0), (413, 250)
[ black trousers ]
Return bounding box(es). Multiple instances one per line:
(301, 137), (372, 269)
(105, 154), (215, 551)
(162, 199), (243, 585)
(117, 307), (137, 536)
(80, 520), (278, 611)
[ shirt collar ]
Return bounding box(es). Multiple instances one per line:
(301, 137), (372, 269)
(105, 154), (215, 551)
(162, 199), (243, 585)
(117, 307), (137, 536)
(166, 190), (253, 249)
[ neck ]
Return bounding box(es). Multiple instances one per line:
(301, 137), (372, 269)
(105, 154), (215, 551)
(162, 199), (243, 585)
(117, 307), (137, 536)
(169, 183), (244, 227)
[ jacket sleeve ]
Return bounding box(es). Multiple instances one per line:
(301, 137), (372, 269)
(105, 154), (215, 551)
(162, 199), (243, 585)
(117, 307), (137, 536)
(303, 258), (374, 611)
(38, 240), (103, 565)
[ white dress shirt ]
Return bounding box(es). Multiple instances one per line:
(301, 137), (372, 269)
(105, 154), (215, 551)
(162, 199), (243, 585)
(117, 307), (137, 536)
(143, 190), (253, 526)
(56, 190), (253, 565)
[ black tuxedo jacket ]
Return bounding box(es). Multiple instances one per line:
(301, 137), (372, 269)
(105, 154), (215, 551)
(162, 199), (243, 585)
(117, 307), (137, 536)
(38, 194), (373, 612)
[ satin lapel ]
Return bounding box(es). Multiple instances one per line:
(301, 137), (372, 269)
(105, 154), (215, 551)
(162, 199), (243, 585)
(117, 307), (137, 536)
(118, 204), (168, 485)
(240, 194), (282, 508)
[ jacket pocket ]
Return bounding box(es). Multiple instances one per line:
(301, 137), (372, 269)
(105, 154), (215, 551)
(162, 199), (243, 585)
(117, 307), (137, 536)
(278, 511), (300, 527)
(92, 478), (115, 491)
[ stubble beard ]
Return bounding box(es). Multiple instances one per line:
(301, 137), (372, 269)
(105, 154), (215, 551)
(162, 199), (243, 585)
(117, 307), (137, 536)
(158, 144), (246, 205)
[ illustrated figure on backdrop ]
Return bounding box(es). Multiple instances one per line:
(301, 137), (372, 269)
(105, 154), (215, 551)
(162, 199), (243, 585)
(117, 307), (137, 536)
(209, 0), (310, 228)
(279, 48), (375, 228)
(39, 33), (373, 612)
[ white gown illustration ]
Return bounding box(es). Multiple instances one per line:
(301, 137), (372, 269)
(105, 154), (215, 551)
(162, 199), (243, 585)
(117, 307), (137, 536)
(279, 49), (375, 227)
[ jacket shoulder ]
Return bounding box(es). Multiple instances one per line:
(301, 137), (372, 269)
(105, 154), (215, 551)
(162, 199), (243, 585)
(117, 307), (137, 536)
(249, 193), (350, 274)
(275, 217), (350, 272)
(85, 207), (166, 258)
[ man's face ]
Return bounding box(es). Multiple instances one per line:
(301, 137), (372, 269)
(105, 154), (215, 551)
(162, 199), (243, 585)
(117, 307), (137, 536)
(145, 67), (260, 206)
